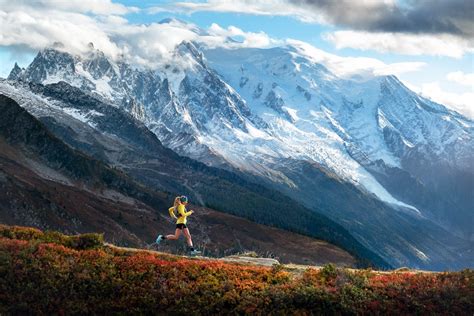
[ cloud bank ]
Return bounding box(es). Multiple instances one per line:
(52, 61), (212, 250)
(0, 0), (471, 118)
(289, 0), (473, 38)
(161, 0), (474, 57)
(323, 31), (472, 58)
(0, 2), (281, 69)
(286, 39), (426, 79)
(2, 0), (137, 15)
(419, 82), (474, 119)
(0, 0), (424, 77)
(447, 71), (474, 88)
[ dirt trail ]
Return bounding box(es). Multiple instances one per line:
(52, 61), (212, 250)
(105, 243), (437, 276)
(106, 243), (282, 267)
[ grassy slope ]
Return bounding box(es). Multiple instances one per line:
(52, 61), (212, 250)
(1, 225), (472, 315)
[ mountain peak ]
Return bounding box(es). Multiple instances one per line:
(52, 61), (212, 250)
(7, 62), (23, 80)
(23, 48), (76, 83)
(159, 17), (188, 25)
(175, 41), (206, 68)
(37, 46), (75, 61)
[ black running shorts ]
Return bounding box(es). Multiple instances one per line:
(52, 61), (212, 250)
(176, 223), (187, 229)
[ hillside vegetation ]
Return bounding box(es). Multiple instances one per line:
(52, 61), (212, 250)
(1, 225), (472, 315)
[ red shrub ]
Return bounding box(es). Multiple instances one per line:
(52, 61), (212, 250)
(0, 225), (472, 314)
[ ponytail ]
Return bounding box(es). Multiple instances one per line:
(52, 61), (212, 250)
(173, 196), (181, 208)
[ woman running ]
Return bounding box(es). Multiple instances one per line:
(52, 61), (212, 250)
(155, 195), (201, 256)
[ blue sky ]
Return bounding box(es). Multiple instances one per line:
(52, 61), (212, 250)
(0, 0), (472, 117)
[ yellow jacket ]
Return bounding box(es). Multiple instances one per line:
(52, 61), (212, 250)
(168, 204), (193, 224)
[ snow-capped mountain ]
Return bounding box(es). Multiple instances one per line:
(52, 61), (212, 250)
(5, 25), (473, 269)
(203, 44), (473, 237)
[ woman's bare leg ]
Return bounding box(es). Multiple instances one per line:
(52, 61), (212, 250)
(183, 228), (193, 247)
(165, 228), (181, 240)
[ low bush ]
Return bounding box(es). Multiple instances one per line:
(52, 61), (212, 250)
(0, 225), (472, 314)
(0, 224), (103, 250)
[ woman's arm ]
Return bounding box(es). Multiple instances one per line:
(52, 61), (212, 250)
(168, 207), (178, 219)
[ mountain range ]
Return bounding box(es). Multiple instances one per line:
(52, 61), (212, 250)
(2, 19), (473, 270)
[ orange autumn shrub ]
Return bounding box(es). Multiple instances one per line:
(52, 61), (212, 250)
(0, 225), (472, 315)
(0, 224), (103, 250)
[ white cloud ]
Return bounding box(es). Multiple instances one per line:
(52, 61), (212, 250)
(151, 0), (474, 58)
(0, 4), (282, 70)
(101, 20), (282, 68)
(206, 23), (280, 48)
(51, 0), (138, 14)
(0, 8), (123, 59)
(153, 0), (326, 23)
(447, 71), (474, 88)
(105, 20), (202, 67)
(323, 31), (473, 58)
(1, 0), (138, 15)
(419, 82), (474, 118)
(151, 0), (404, 27)
(97, 15), (129, 25)
(372, 62), (427, 76)
(286, 39), (426, 79)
